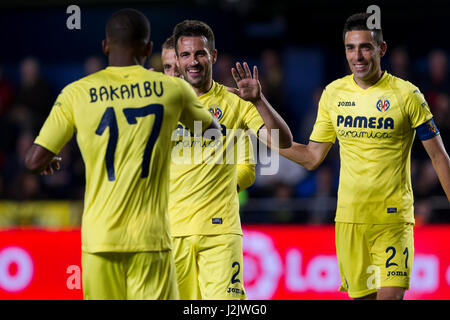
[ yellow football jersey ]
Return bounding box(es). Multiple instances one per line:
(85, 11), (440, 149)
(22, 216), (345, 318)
(310, 72), (433, 224)
(169, 81), (264, 236)
(34, 65), (213, 252)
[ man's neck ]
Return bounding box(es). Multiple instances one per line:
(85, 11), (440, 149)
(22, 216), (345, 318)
(108, 51), (143, 67)
(193, 79), (214, 97)
(354, 70), (384, 89)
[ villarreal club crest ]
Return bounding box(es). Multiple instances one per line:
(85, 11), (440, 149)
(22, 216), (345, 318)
(376, 97), (390, 113)
(209, 105), (223, 120)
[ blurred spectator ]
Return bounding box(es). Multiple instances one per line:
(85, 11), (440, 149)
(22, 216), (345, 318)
(259, 49), (289, 123)
(422, 49), (450, 122)
(0, 65), (14, 116)
(411, 49), (450, 224)
(254, 148), (307, 192)
(41, 145), (74, 199)
(307, 165), (337, 225)
(0, 130), (42, 201)
(297, 86), (323, 142)
(11, 56), (54, 134)
(271, 181), (296, 223)
(84, 56), (105, 75)
(149, 53), (163, 72)
(214, 52), (235, 88)
(389, 46), (414, 81)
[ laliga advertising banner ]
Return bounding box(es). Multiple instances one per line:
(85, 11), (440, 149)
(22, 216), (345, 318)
(242, 225), (450, 300)
(0, 225), (450, 299)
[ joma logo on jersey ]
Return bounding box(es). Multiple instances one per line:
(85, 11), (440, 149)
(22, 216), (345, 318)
(387, 271), (407, 277)
(337, 115), (394, 129)
(376, 98), (390, 112)
(209, 105), (223, 120)
(337, 101), (356, 107)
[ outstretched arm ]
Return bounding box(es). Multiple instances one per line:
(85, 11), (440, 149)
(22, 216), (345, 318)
(422, 135), (450, 201)
(278, 140), (333, 171)
(25, 144), (61, 175)
(227, 62), (293, 149)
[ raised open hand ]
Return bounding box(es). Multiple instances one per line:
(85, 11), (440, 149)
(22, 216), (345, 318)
(227, 62), (261, 104)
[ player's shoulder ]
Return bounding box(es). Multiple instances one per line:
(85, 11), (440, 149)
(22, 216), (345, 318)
(385, 72), (421, 93)
(163, 72), (188, 88)
(324, 74), (353, 92)
(63, 69), (107, 93)
(214, 81), (252, 106)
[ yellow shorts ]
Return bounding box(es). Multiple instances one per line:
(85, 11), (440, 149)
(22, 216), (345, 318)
(172, 234), (246, 300)
(335, 222), (414, 299)
(82, 250), (179, 300)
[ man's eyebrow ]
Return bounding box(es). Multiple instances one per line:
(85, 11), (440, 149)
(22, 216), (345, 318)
(345, 42), (374, 47)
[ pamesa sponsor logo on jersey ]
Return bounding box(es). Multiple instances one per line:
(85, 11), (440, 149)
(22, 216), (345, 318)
(336, 114), (394, 139)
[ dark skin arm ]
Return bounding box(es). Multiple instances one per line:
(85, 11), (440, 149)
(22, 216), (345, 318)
(25, 144), (61, 175)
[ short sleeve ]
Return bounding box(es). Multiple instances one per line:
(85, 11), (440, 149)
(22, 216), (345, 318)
(34, 86), (76, 154)
(178, 78), (213, 133)
(309, 88), (336, 143)
(236, 130), (256, 191)
(405, 85), (433, 128)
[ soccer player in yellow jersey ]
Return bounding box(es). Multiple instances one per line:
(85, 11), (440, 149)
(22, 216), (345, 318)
(161, 35), (181, 78)
(279, 13), (450, 300)
(24, 9), (219, 300)
(169, 20), (292, 300)
(161, 35), (256, 193)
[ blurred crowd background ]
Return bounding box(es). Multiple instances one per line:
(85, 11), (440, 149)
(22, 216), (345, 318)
(0, 0), (449, 227)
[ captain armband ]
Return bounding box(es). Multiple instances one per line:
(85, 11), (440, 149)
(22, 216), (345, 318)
(416, 118), (440, 141)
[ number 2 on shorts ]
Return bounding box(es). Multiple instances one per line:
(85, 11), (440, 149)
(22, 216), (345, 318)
(231, 261), (241, 284)
(385, 246), (409, 269)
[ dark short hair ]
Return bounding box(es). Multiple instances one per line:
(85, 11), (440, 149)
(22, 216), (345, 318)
(343, 12), (383, 45)
(173, 20), (215, 54)
(105, 8), (150, 46)
(162, 35), (176, 50)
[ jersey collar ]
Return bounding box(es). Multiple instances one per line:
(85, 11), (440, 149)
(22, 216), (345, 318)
(105, 65), (145, 72)
(350, 71), (388, 93)
(199, 81), (219, 99)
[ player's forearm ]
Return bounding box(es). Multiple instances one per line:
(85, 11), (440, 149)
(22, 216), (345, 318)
(25, 144), (56, 174)
(278, 143), (316, 171)
(278, 141), (331, 171)
(430, 152), (450, 201)
(253, 94), (293, 148)
(422, 135), (450, 201)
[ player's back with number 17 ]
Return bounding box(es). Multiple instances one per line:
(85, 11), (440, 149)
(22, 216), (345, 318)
(54, 66), (211, 252)
(26, 8), (216, 299)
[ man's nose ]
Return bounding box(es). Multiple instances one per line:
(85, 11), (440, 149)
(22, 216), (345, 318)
(356, 49), (364, 60)
(188, 56), (199, 65)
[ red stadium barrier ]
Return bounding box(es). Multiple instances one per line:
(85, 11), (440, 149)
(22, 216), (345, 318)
(0, 225), (449, 300)
(0, 228), (82, 300)
(242, 225), (450, 300)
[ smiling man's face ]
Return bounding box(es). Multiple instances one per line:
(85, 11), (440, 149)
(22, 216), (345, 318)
(176, 35), (217, 94)
(344, 30), (387, 87)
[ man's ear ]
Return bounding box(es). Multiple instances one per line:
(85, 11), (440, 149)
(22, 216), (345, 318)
(211, 49), (218, 64)
(144, 41), (153, 58)
(102, 39), (109, 56)
(379, 41), (387, 58)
